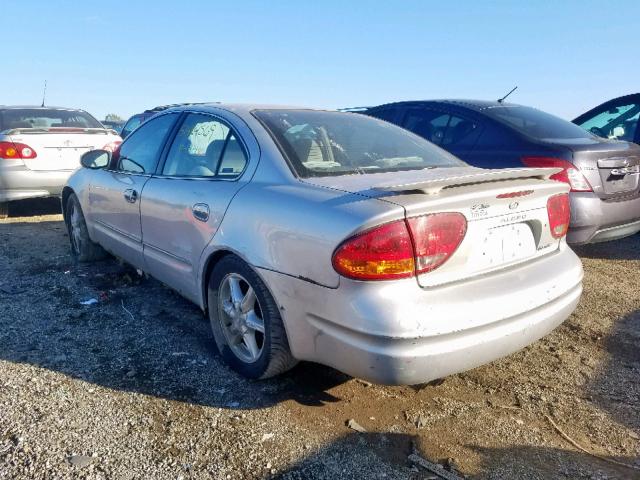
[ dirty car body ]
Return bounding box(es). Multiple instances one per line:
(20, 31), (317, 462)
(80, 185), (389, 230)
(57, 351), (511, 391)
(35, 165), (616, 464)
(63, 104), (583, 385)
(0, 106), (121, 210)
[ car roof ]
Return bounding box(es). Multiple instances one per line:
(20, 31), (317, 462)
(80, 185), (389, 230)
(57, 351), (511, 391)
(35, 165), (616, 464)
(572, 93), (640, 122)
(368, 99), (525, 112)
(158, 103), (335, 116)
(0, 105), (89, 111)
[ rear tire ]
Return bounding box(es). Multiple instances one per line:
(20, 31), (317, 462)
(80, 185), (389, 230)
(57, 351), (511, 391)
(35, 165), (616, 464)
(207, 255), (297, 379)
(65, 193), (107, 262)
(0, 202), (8, 219)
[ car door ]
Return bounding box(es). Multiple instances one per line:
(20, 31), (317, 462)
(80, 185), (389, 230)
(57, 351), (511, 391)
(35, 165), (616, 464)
(88, 113), (179, 268)
(140, 112), (250, 303)
(575, 99), (640, 144)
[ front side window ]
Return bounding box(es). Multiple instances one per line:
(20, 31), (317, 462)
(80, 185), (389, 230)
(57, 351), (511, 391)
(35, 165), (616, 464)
(114, 113), (177, 174)
(577, 103), (640, 141)
(162, 113), (247, 178)
(0, 108), (102, 131)
(254, 109), (464, 178)
(485, 105), (597, 143)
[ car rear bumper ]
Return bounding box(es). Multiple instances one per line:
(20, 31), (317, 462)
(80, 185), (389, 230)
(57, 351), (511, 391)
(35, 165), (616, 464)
(258, 244), (583, 385)
(568, 192), (640, 244)
(0, 166), (73, 202)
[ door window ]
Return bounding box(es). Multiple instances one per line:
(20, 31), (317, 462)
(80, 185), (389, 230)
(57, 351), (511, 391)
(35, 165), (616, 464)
(402, 108), (479, 147)
(114, 113), (177, 174)
(577, 103), (640, 141)
(163, 113), (247, 178)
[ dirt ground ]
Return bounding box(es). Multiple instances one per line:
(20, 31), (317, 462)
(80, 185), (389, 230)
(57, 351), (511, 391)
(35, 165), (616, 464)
(0, 198), (638, 480)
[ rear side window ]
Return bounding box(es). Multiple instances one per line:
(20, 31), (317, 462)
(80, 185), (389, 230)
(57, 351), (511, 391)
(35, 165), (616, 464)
(576, 103), (640, 142)
(162, 113), (246, 178)
(402, 108), (480, 147)
(485, 105), (596, 143)
(0, 108), (102, 131)
(115, 113), (177, 174)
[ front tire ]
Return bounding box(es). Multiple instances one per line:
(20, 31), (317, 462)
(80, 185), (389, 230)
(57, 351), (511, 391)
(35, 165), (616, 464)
(65, 193), (107, 262)
(208, 255), (297, 379)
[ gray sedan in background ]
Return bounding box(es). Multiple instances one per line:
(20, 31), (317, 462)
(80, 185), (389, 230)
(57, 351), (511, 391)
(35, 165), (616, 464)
(0, 106), (121, 218)
(62, 104), (583, 385)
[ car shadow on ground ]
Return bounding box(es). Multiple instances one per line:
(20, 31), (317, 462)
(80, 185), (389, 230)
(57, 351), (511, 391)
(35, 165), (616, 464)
(3, 197), (61, 218)
(0, 221), (349, 410)
(573, 233), (640, 260)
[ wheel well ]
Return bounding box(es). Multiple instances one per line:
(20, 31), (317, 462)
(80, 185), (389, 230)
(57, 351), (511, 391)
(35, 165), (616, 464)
(202, 249), (234, 312)
(61, 187), (74, 222)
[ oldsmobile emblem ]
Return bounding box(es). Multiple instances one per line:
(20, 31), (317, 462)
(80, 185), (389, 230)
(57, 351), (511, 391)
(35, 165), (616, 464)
(509, 201), (519, 210)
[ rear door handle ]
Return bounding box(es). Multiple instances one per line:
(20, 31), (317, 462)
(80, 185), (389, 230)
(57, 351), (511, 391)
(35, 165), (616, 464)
(192, 203), (210, 222)
(124, 189), (138, 203)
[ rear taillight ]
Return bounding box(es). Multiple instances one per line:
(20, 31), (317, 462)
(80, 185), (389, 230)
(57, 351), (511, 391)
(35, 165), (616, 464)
(102, 140), (122, 152)
(0, 141), (37, 160)
(407, 213), (467, 274)
(522, 157), (592, 192)
(547, 193), (570, 239)
(332, 213), (467, 281)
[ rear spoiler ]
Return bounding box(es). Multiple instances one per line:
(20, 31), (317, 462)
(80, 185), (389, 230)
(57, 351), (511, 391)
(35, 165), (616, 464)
(374, 167), (563, 195)
(3, 127), (113, 135)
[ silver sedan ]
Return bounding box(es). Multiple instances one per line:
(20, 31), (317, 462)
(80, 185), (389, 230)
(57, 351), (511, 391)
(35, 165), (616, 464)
(63, 104), (583, 385)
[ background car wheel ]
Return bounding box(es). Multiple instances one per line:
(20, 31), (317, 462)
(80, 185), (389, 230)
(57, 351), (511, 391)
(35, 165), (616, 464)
(65, 193), (107, 262)
(0, 202), (8, 219)
(208, 255), (297, 379)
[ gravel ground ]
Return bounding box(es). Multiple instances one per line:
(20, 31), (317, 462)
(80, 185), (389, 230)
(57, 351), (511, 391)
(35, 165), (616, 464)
(0, 198), (638, 480)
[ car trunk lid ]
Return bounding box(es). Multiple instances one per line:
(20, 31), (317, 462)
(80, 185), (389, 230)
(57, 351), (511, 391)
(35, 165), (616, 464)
(7, 128), (117, 171)
(569, 140), (640, 199)
(305, 166), (569, 287)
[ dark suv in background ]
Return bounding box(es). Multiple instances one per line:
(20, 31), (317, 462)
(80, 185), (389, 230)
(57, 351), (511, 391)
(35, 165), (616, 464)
(363, 100), (640, 244)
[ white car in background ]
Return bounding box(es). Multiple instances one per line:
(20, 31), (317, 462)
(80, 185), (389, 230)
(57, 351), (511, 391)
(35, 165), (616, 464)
(0, 106), (121, 218)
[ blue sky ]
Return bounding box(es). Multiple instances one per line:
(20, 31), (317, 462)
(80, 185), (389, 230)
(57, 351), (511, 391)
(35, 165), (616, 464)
(3, 1), (638, 120)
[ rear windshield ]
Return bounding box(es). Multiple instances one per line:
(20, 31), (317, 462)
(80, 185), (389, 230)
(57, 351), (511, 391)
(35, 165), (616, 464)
(253, 109), (465, 177)
(484, 105), (597, 143)
(0, 108), (102, 131)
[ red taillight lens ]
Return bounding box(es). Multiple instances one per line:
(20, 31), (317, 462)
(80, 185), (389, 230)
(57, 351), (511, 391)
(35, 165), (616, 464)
(547, 193), (570, 239)
(0, 141), (37, 159)
(407, 212), (467, 274)
(332, 220), (415, 280)
(332, 213), (467, 281)
(522, 156), (591, 192)
(102, 140), (122, 152)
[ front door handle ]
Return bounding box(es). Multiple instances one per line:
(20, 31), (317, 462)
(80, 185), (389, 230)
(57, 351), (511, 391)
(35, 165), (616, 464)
(124, 189), (138, 203)
(192, 203), (210, 222)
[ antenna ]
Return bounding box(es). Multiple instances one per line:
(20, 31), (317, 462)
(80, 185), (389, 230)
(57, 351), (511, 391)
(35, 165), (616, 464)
(497, 85), (517, 103)
(41, 80), (47, 107)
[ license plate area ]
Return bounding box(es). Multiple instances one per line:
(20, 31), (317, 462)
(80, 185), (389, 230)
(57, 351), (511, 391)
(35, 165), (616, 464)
(600, 165), (640, 194)
(474, 223), (536, 270)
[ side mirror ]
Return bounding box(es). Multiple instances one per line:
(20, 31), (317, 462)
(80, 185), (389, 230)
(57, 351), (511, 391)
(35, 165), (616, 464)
(80, 149), (110, 169)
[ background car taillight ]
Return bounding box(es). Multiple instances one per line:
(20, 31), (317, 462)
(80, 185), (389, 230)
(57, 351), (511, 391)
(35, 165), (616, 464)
(522, 156), (592, 192)
(102, 140), (122, 152)
(547, 193), (570, 239)
(332, 213), (467, 280)
(0, 141), (37, 160)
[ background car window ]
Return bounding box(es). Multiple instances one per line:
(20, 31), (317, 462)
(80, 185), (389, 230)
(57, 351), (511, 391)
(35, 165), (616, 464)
(115, 113), (177, 174)
(120, 116), (142, 139)
(367, 107), (400, 123)
(402, 109), (479, 147)
(577, 103), (640, 141)
(0, 108), (101, 130)
(163, 113), (247, 178)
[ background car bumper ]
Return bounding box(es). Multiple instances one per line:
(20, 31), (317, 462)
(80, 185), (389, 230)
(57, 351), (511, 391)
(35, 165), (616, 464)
(568, 192), (640, 244)
(258, 244), (583, 385)
(0, 167), (73, 202)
